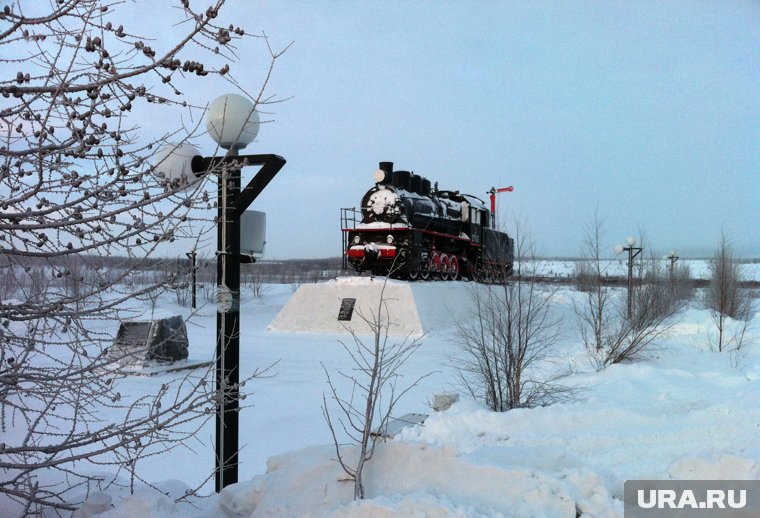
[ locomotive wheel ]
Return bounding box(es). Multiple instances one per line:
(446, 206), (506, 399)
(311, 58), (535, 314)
(482, 265), (493, 284)
(430, 252), (441, 280)
(462, 261), (475, 282)
(420, 257), (432, 280)
(408, 262), (420, 280)
(449, 255), (460, 281)
(439, 254), (450, 281)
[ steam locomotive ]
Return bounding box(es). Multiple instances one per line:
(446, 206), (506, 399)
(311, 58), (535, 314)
(341, 161), (514, 281)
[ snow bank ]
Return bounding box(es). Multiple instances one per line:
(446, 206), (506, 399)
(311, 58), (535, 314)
(89, 441), (619, 517)
(66, 281), (760, 518)
(246, 442), (583, 517)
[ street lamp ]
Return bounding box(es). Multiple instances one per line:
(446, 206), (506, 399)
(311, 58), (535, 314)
(154, 93), (286, 491)
(666, 250), (679, 275)
(615, 236), (643, 320)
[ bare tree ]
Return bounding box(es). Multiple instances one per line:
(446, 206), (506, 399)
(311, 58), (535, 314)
(573, 218), (685, 369)
(667, 261), (694, 304)
(704, 234), (752, 352)
(241, 263), (268, 298)
(322, 267), (426, 500)
(600, 252), (686, 366)
(0, 1), (287, 514)
(633, 252), (689, 323)
(573, 213), (613, 356)
(452, 229), (572, 412)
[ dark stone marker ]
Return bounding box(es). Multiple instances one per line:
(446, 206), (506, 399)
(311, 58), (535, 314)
(338, 298), (357, 321)
(147, 315), (189, 363)
(110, 315), (189, 366)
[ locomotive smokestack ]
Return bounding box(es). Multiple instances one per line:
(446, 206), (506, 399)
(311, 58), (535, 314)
(376, 161), (393, 184)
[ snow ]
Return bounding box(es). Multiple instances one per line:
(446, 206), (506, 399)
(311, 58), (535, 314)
(10, 274), (760, 517)
(520, 258), (760, 280)
(354, 221), (410, 230)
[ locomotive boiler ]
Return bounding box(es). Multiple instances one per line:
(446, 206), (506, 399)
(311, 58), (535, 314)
(341, 161), (514, 281)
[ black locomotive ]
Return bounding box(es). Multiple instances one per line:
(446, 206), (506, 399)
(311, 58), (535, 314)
(341, 161), (514, 281)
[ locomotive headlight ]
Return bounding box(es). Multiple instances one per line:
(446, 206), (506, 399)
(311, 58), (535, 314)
(368, 189), (398, 215)
(353, 235), (361, 244)
(386, 234), (394, 244)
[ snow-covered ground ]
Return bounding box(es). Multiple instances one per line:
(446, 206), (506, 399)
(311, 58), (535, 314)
(33, 274), (760, 517)
(525, 258), (760, 280)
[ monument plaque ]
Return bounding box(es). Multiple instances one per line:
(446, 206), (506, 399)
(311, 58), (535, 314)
(337, 298), (356, 321)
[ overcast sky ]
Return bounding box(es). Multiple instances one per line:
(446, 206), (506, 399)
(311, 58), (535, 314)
(158, 0), (759, 259)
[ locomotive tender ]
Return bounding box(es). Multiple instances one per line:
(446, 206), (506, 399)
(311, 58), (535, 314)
(341, 161), (514, 281)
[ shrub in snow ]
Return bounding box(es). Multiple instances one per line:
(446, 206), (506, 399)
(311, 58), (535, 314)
(703, 234), (753, 352)
(452, 232), (573, 411)
(322, 268), (428, 499)
(573, 218), (685, 368)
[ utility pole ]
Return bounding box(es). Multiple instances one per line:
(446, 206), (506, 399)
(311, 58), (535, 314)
(186, 250), (197, 309)
(621, 238), (643, 320)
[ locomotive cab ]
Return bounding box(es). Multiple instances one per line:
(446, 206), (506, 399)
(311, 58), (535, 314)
(464, 205), (487, 246)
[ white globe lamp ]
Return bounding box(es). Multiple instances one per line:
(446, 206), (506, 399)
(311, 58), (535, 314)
(614, 244), (624, 255)
(626, 236), (636, 247)
(153, 142), (201, 189)
(206, 94), (260, 150)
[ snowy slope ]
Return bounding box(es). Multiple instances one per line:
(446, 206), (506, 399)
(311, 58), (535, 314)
(49, 278), (760, 517)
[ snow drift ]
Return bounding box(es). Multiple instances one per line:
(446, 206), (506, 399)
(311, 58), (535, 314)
(52, 280), (759, 518)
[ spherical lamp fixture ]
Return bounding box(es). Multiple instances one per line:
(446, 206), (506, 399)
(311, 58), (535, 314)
(206, 94), (260, 150)
(153, 142), (201, 189)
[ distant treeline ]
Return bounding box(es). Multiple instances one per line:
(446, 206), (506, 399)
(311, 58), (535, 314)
(2, 254), (757, 289)
(0, 253), (346, 285)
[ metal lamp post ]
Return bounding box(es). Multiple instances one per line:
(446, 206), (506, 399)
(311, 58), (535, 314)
(154, 94), (285, 491)
(185, 250), (197, 309)
(666, 250), (679, 276)
(615, 237), (643, 320)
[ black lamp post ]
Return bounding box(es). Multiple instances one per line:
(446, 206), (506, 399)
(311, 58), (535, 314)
(666, 251), (679, 276)
(154, 94), (285, 491)
(616, 237), (643, 320)
(185, 250), (197, 309)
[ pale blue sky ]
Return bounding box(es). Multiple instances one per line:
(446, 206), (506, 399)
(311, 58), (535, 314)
(154, 1), (760, 259)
